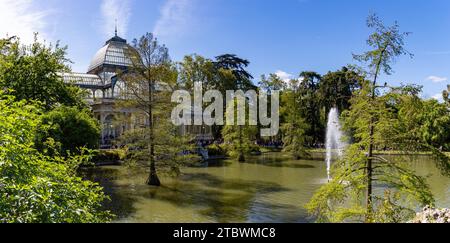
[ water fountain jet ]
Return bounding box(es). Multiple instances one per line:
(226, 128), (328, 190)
(325, 108), (347, 182)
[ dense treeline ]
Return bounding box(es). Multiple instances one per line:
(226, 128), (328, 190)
(177, 54), (450, 154)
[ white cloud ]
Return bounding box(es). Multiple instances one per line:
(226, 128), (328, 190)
(432, 93), (444, 102)
(153, 0), (195, 39)
(275, 70), (294, 83)
(427, 76), (448, 83)
(100, 0), (132, 38)
(0, 0), (51, 43)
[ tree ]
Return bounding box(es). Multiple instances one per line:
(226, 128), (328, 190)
(297, 71), (323, 146)
(213, 55), (258, 162)
(306, 14), (450, 223)
(259, 73), (286, 93)
(0, 36), (87, 110)
(35, 106), (101, 157)
(214, 54), (256, 92)
(178, 54), (216, 90)
(352, 14), (414, 220)
(178, 55), (225, 139)
(197, 54), (256, 141)
(396, 95), (450, 151)
(0, 94), (111, 223)
(281, 79), (310, 159)
(319, 66), (363, 113)
(119, 33), (193, 186)
(222, 99), (258, 162)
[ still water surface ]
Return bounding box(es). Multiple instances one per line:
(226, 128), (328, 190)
(85, 153), (450, 223)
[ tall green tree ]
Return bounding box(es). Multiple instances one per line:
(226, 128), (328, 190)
(298, 71), (323, 146)
(119, 33), (192, 186)
(351, 14), (413, 220)
(0, 94), (111, 223)
(215, 55), (259, 161)
(0, 36), (86, 110)
(281, 79), (310, 159)
(212, 54), (257, 141)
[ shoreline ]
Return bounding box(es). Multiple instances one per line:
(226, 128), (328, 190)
(308, 149), (450, 157)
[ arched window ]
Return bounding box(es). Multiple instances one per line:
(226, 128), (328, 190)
(94, 90), (103, 99)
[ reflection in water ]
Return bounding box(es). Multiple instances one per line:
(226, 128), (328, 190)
(84, 153), (450, 223)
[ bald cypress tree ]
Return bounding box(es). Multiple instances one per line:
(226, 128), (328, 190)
(119, 33), (193, 186)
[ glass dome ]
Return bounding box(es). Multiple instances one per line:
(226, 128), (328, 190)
(87, 35), (134, 75)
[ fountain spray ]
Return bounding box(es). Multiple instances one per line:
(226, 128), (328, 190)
(325, 108), (347, 182)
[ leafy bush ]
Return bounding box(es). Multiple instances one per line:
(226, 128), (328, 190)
(35, 106), (101, 157)
(0, 95), (112, 223)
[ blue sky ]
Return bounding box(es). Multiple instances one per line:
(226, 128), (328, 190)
(1, 0), (449, 100)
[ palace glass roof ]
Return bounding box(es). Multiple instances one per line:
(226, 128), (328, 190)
(87, 35), (134, 74)
(60, 72), (103, 88)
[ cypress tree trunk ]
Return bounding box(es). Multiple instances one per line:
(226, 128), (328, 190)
(366, 50), (385, 222)
(366, 122), (374, 222)
(146, 76), (161, 186)
(147, 153), (161, 186)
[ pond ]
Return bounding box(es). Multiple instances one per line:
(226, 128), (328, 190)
(84, 152), (450, 223)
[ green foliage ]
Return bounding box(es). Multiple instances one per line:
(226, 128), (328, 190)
(281, 81), (310, 160)
(179, 54), (256, 92)
(214, 54), (256, 91)
(35, 106), (101, 157)
(223, 125), (258, 161)
(306, 84), (450, 223)
(0, 35), (87, 110)
(178, 54), (216, 90)
(119, 33), (195, 185)
(178, 53), (259, 145)
(297, 72), (324, 145)
(395, 96), (450, 150)
(259, 73), (286, 93)
(222, 100), (259, 161)
(120, 120), (196, 177)
(352, 14), (412, 77)
(0, 95), (112, 223)
(307, 14), (450, 223)
(260, 67), (362, 148)
(319, 66), (364, 113)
